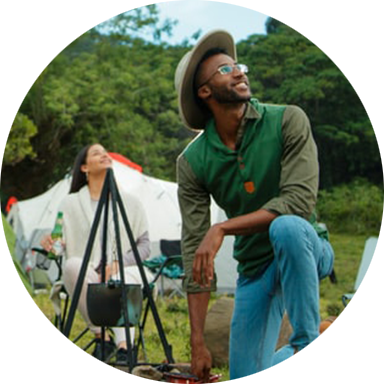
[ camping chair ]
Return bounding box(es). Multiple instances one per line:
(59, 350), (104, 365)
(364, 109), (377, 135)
(30, 246), (104, 353)
(342, 237), (384, 369)
(135, 240), (184, 362)
(143, 239), (185, 298)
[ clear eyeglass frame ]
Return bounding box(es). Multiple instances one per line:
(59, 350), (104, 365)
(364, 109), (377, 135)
(198, 63), (248, 88)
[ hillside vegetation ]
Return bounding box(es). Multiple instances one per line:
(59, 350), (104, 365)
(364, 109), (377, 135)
(2, 6), (382, 204)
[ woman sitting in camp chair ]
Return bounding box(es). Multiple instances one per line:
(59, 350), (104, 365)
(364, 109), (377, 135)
(40, 143), (153, 365)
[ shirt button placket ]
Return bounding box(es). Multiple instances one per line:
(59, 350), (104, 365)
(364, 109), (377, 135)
(238, 154), (255, 194)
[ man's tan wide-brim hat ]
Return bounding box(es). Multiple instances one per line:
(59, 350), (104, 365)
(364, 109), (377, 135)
(174, 29), (236, 131)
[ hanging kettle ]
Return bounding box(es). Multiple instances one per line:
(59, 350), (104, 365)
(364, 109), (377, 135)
(86, 280), (143, 327)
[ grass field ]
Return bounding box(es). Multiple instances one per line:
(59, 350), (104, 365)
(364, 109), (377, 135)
(0, 235), (384, 384)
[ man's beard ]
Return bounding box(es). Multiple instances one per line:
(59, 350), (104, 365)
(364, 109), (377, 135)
(210, 84), (251, 104)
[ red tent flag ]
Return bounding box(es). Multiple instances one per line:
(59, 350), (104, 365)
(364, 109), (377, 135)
(108, 153), (143, 173)
(6, 196), (18, 213)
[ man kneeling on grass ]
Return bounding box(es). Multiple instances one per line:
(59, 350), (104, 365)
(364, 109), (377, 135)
(174, 29), (334, 380)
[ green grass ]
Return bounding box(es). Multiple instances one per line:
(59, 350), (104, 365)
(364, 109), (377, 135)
(0, 234), (384, 384)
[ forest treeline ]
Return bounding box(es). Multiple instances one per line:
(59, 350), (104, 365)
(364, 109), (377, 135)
(1, 6), (382, 205)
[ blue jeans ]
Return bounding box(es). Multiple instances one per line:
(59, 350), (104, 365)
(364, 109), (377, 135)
(229, 215), (334, 379)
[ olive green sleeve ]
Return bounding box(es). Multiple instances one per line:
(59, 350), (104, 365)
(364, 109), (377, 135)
(177, 154), (217, 293)
(261, 105), (319, 219)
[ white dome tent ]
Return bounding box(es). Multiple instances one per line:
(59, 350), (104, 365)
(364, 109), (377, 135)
(6, 154), (238, 294)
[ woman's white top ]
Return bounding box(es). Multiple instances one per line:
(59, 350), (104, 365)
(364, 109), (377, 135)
(60, 185), (149, 269)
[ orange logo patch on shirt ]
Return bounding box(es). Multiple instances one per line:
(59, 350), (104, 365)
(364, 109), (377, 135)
(244, 181), (255, 194)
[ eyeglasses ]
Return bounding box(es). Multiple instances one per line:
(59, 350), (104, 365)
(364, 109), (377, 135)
(198, 63), (249, 88)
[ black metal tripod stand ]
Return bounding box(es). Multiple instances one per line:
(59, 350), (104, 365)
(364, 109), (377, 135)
(62, 168), (174, 371)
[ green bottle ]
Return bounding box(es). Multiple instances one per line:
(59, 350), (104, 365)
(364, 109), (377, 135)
(47, 211), (64, 260)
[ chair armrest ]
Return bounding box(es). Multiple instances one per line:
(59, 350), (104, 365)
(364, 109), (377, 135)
(32, 247), (48, 256)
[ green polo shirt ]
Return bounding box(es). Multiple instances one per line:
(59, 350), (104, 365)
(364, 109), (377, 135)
(177, 99), (323, 293)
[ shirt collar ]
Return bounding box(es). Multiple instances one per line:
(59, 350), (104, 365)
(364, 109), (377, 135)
(205, 99), (261, 153)
(235, 101), (260, 149)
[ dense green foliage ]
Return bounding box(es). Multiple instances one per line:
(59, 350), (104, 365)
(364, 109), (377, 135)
(1, 6), (192, 200)
(0, 7), (55, 167)
(317, 178), (383, 235)
(1, 6), (382, 209)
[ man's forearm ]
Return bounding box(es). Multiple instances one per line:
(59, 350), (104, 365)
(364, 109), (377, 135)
(218, 208), (278, 237)
(188, 291), (210, 347)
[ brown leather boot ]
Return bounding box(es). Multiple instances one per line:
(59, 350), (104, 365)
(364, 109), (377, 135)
(320, 316), (349, 382)
(291, 351), (323, 384)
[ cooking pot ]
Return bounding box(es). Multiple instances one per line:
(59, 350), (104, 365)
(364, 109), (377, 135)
(86, 281), (142, 327)
(163, 372), (221, 384)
